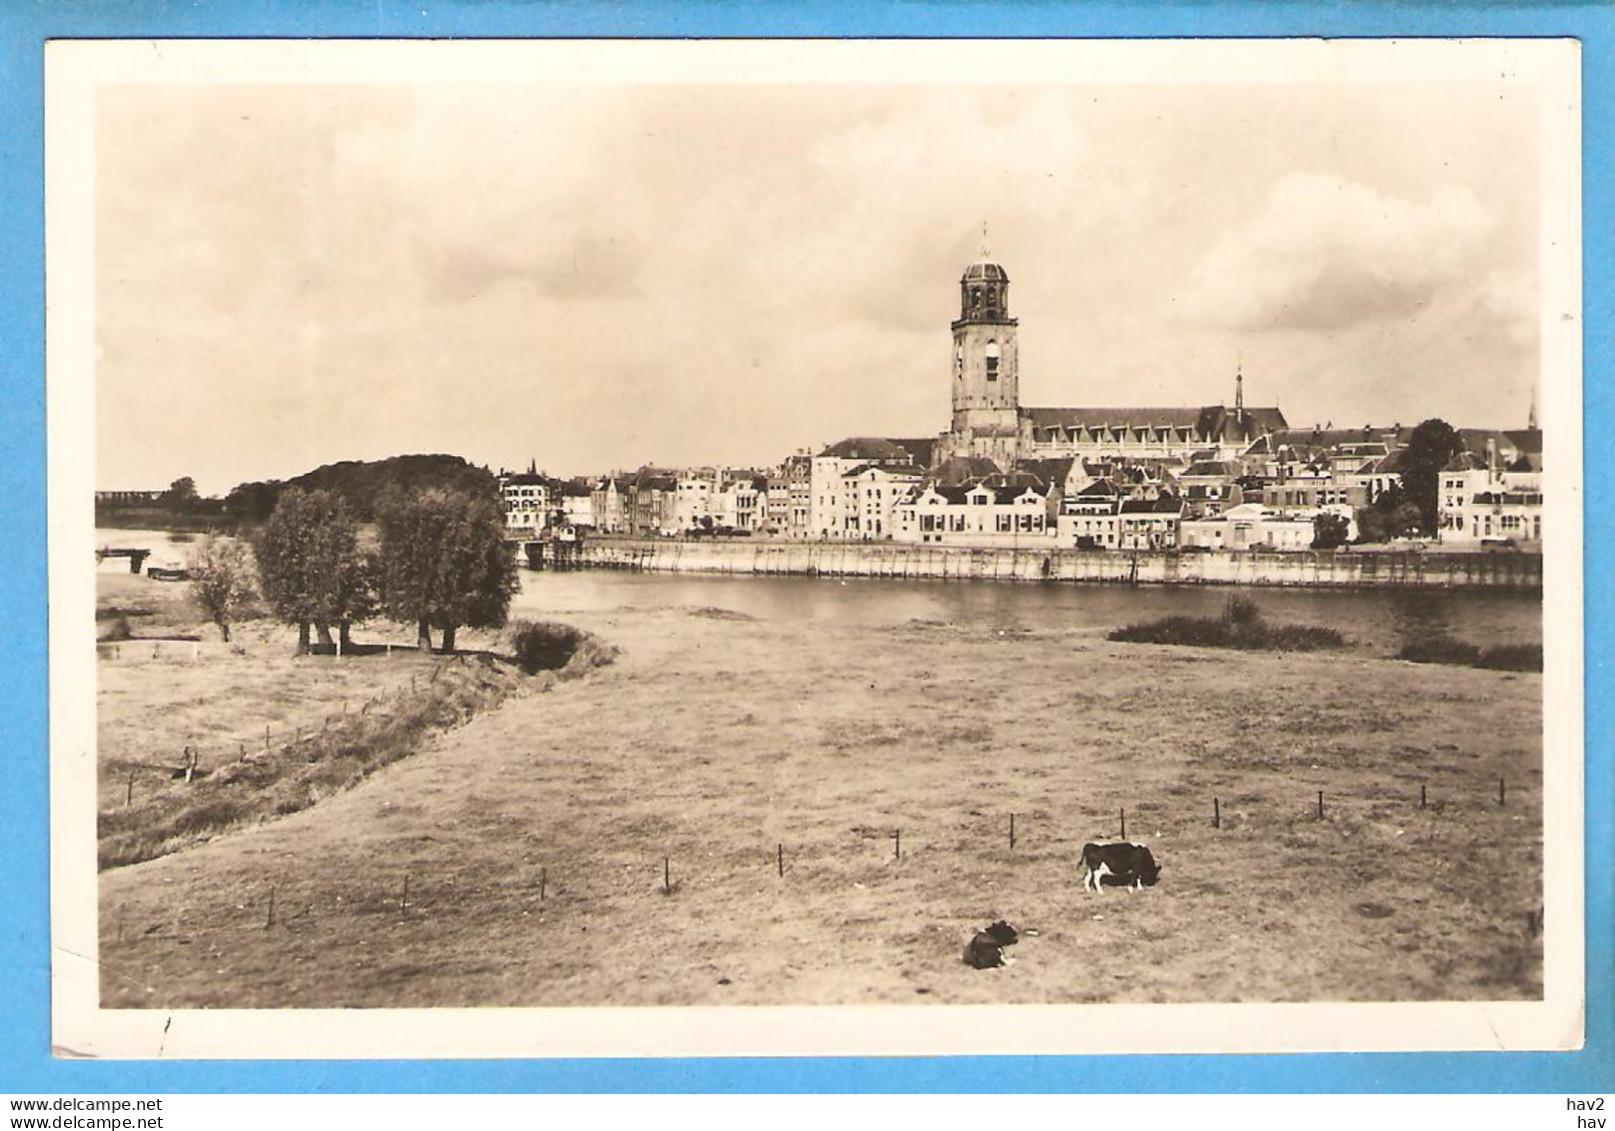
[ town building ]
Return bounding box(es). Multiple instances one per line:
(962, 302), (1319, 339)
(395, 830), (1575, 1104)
(1180, 502), (1355, 551)
(894, 475), (1057, 547)
(1056, 478), (1123, 549)
(499, 473), (552, 537)
(1439, 446), (1543, 546)
(766, 455), (813, 538)
(809, 437), (924, 538)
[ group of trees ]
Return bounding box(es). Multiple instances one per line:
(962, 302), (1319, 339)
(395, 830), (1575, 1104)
(187, 484), (518, 655)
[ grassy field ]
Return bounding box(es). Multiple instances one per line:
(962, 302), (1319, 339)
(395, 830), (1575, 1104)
(96, 574), (467, 816)
(94, 579), (1543, 1008)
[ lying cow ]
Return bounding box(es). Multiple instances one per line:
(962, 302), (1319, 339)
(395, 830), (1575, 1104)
(1080, 841), (1162, 892)
(962, 919), (1020, 969)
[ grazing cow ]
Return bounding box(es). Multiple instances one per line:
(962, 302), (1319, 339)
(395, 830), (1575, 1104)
(1080, 841), (1161, 893)
(962, 919), (1021, 969)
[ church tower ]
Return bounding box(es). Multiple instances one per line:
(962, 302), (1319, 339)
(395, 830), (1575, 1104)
(948, 252), (1021, 468)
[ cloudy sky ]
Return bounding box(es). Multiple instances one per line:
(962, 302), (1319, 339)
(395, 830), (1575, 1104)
(94, 74), (1541, 494)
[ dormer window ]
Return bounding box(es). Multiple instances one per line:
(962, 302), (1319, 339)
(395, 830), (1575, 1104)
(985, 340), (1000, 381)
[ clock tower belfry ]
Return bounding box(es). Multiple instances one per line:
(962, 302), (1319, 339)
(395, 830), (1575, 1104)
(948, 253), (1021, 467)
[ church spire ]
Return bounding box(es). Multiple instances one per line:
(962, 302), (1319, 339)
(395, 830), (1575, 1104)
(1235, 355), (1245, 422)
(979, 219), (991, 260)
(1528, 379), (1539, 430)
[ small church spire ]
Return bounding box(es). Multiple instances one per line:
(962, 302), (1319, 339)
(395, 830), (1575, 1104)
(1528, 379), (1539, 430)
(1235, 355), (1245, 422)
(980, 219), (991, 260)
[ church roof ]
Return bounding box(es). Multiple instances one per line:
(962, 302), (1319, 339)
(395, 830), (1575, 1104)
(1024, 406), (1208, 430)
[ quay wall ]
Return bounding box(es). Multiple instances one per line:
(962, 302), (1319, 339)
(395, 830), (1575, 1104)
(561, 540), (1542, 591)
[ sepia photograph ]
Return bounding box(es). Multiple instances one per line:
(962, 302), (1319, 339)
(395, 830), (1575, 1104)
(47, 38), (1582, 1059)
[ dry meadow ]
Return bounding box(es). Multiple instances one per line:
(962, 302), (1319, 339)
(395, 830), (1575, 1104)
(95, 575), (1543, 1008)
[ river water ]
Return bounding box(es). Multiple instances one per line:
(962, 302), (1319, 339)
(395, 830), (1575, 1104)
(511, 569), (1542, 656)
(98, 527), (1541, 656)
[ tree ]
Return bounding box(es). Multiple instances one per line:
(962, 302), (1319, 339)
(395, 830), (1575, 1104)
(1312, 512), (1351, 550)
(253, 488), (370, 655)
(187, 536), (255, 643)
(1398, 419), (1465, 534)
(376, 486), (519, 653)
(224, 480), (282, 524)
(1354, 482), (1422, 544)
(164, 476), (199, 507)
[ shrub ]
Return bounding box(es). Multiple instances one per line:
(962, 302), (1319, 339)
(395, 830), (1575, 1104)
(1262, 624), (1347, 652)
(1397, 635), (1541, 672)
(1478, 643), (1543, 672)
(1110, 597), (1344, 652)
(508, 619), (616, 676)
(1222, 595), (1262, 629)
(1396, 635), (1483, 666)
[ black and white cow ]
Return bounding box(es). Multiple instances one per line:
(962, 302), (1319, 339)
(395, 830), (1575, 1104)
(1080, 841), (1162, 893)
(962, 919), (1020, 969)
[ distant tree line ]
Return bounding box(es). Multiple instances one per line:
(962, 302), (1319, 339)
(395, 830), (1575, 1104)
(223, 454), (499, 524)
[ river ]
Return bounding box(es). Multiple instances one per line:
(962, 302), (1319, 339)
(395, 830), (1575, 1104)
(510, 569), (1542, 655)
(97, 526), (1542, 655)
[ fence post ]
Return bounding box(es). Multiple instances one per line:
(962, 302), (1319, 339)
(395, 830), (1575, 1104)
(1317, 790), (1325, 820)
(1120, 808), (1126, 839)
(777, 843), (784, 877)
(1009, 813), (1016, 850)
(1213, 797), (1220, 829)
(893, 829), (901, 860)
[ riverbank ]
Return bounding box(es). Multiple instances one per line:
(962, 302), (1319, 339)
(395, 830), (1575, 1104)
(98, 590), (1542, 1008)
(560, 539), (1542, 590)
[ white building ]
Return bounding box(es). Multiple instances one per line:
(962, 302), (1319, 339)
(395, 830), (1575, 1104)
(1180, 502), (1355, 552)
(1439, 460), (1543, 546)
(810, 438), (923, 538)
(500, 473), (552, 537)
(894, 479), (1056, 547)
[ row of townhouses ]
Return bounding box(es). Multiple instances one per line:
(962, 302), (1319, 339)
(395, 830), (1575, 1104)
(503, 419), (1541, 553)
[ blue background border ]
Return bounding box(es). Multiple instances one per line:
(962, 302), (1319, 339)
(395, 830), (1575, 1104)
(2, 0), (1608, 1094)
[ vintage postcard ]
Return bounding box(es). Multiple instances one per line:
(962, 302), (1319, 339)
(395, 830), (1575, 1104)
(47, 38), (1582, 1059)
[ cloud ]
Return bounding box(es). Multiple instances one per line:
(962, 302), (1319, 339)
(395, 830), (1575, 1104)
(1473, 268), (1539, 350)
(1180, 174), (1496, 332)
